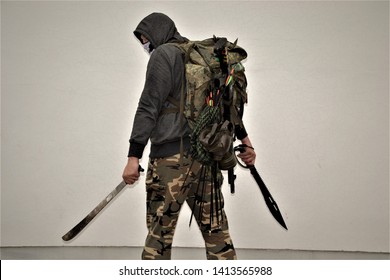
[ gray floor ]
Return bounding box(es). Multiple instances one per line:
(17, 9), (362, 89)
(1, 246), (389, 260)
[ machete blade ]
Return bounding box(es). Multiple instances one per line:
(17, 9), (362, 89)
(250, 166), (288, 230)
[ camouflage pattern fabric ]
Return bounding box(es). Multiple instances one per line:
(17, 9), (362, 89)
(141, 153), (237, 260)
(163, 38), (248, 168)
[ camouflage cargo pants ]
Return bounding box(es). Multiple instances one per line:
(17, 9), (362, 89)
(142, 153), (237, 260)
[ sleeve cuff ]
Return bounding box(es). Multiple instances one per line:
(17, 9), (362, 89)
(235, 125), (248, 140)
(127, 141), (145, 158)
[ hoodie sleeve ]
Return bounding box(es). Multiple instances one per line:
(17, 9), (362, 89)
(235, 124), (248, 140)
(128, 47), (174, 158)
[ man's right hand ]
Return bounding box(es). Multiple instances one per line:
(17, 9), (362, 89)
(122, 157), (141, 185)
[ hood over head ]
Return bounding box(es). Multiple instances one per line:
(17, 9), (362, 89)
(134, 13), (187, 51)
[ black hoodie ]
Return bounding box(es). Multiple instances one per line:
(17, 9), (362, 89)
(128, 13), (190, 159)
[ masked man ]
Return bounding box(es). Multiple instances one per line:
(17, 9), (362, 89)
(122, 12), (256, 260)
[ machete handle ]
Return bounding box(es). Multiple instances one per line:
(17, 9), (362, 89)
(233, 144), (254, 169)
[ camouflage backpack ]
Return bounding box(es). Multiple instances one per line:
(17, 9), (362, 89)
(165, 36), (248, 169)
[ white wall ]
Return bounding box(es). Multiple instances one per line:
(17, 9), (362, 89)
(1, 0), (389, 254)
